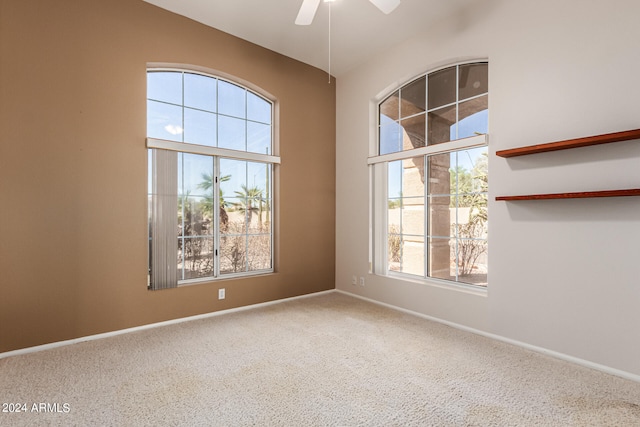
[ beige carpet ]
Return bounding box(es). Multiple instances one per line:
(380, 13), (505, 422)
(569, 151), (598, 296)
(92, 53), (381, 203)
(1, 292), (639, 426)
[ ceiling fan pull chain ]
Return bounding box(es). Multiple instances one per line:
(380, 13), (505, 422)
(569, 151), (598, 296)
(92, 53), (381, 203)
(328, 0), (331, 83)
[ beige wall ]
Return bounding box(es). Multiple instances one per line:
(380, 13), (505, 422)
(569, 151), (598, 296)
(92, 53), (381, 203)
(0, 0), (336, 353)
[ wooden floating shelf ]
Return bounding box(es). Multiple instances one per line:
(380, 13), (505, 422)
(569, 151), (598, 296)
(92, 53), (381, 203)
(496, 128), (640, 158)
(496, 189), (640, 201)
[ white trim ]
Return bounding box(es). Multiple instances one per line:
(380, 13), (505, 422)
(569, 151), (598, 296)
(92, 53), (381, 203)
(335, 290), (640, 383)
(147, 138), (281, 164)
(371, 162), (388, 275)
(368, 133), (487, 165)
(0, 290), (334, 360)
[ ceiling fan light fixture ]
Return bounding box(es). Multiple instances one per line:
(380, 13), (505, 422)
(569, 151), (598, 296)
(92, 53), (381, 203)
(296, 0), (400, 26)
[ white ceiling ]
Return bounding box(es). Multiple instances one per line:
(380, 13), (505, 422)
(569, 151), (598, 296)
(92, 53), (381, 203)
(143, 0), (482, 77)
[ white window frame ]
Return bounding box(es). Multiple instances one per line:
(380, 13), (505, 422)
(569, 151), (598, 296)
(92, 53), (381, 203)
(369, 61), (488, 290)
(147, 67), (279, 289)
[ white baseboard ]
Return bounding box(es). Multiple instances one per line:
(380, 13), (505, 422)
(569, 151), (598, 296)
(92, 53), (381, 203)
(0, 290), (334, 360)
(336, 289), (640, 384)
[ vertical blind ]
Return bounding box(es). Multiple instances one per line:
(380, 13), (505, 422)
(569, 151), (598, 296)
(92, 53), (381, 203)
(149, 148), (179, 290)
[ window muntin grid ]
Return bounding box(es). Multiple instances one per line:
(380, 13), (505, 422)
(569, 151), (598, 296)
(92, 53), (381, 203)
(147, 70), (275, 288)
(376, 62), (488, 287)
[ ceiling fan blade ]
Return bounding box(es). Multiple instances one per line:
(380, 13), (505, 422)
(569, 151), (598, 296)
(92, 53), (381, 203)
(369, 0), (400, 14)
(295, 0), (321, 25)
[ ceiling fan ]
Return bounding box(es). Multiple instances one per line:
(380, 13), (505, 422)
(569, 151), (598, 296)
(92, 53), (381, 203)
(295, 0), (401, 25)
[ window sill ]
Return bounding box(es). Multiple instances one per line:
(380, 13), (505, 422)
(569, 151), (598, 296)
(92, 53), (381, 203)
(385, 272), (488, 297)
(177, 270), (276, 287)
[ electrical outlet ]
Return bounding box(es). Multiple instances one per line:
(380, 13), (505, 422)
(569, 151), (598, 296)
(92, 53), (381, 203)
(218, 288), (225, 300)
(359, 277), (365, 287)
(352, 275), (357, 285)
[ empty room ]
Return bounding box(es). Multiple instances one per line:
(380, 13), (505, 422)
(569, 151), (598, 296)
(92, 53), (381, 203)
(1, 0), (639, 425)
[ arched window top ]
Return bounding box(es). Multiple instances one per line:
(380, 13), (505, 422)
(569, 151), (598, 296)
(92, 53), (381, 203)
(378, 62), (488, 156)
(147, 69), (273, 156)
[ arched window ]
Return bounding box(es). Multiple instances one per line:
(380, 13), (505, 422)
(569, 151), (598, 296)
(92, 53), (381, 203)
(370, 62), (488, 287)
(146, 69), (278, 289)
